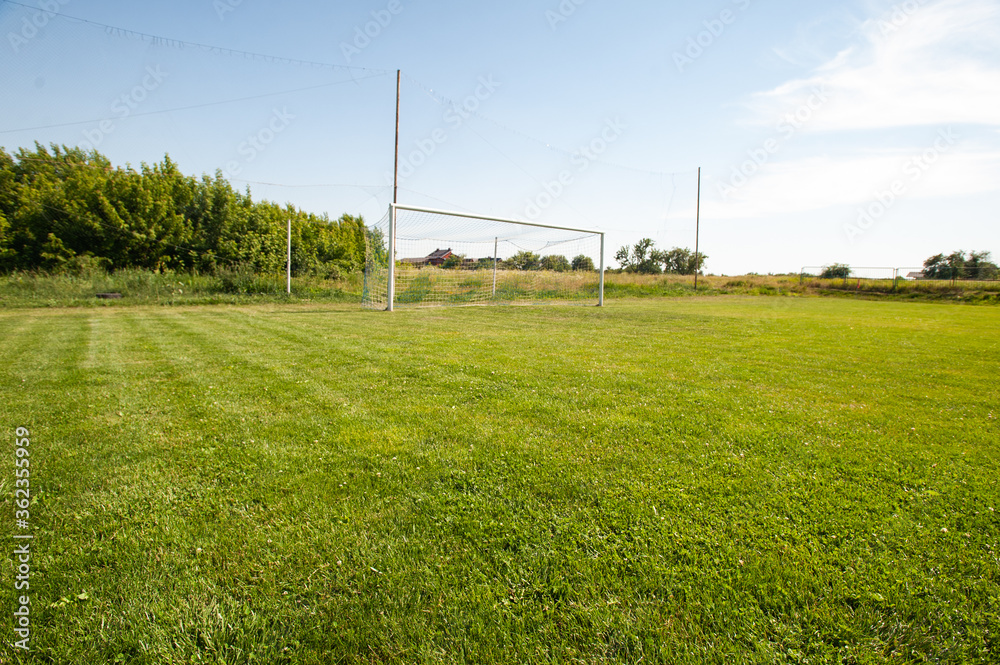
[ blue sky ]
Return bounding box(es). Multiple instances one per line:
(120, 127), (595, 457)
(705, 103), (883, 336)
(2, 0), (998, 274)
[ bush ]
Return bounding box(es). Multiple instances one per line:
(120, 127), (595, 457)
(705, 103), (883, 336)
(820, 264), (852, 279)
(216, 264), (284, 295)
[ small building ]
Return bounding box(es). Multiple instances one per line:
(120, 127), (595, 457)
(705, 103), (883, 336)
(401, 248), (455, 267)
(426, 248), (455, 266)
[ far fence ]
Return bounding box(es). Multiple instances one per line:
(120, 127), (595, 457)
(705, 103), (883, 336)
(800, 267), (1000, 292)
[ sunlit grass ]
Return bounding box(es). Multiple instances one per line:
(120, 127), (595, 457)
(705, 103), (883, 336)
(0, 298), (998, 663)
(3, 269), (998, 309)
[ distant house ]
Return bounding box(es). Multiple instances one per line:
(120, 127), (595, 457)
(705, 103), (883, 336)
(906, 271), (926, 280)
(400, 248), (454, 267)
(426, 248), (455, 266)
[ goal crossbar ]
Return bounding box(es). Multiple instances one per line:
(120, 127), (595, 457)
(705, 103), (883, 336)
(379, 204), (605, 311)
(391, 204), (606, 237)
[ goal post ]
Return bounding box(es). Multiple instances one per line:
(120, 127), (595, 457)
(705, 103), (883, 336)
(362, 204), (605, 310)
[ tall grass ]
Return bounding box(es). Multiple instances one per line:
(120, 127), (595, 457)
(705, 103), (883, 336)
(2, 269), (997, 309)
(0, 270), (364, 308)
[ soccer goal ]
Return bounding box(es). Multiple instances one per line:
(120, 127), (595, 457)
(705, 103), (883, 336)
(362, 204), (605, 310)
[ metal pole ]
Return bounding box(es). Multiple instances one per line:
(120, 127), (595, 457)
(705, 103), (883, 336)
(492, 237), (498, 298)
(387, 205), (396, 311)
(694, 166), (701, 291)
(286, 217), (291, 295)
(388, 70), (401, 312)
(598, 233), (605, 307)
(393, 70), (400, 207)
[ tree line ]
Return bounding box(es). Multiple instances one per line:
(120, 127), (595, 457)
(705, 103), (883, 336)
(818, 251), (998, 280)
(0, 144), (368, 277)
(922, 251), (998, 280)
(615, 238), (706, 275)
(437, 251), (596, 272)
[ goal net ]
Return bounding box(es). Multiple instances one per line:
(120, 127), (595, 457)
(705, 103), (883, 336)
(362, 205), (605, 310)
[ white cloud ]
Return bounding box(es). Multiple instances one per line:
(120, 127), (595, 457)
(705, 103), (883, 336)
(748, 0), (1000, 131)
(713, 0), (1000, 220)
(711, 146), (1000, 218)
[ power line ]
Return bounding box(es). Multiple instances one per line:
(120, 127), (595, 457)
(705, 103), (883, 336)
(404, 74), (697, 179)
(0, 0), (393, 76)
(229, 179), (386, 192)
(7, 155), (384, 194)
(396, 188), (478, 214)
(0, 74), (390, 135)
(460, 120), (598, 226)
(3, 0), (693, 183)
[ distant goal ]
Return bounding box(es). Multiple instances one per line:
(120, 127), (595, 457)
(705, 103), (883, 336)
(362, 205), (605, 310)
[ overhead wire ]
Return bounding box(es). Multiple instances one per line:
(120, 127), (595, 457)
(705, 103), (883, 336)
(0, 0), (393, 76)
(8, 155), (387, 198)
(0, 74), (391, 135)
(2, 0), (697, 239)
(405, 73), (698, 179)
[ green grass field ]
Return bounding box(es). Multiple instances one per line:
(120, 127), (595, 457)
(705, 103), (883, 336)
(1, 298), (998, 663)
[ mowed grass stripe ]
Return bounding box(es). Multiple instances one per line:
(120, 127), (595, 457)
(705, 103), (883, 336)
(135, 309), (406, 455)
(0, 298), (997, 663)
(137, 309), (506, 651)
(17, 309), (417, 663)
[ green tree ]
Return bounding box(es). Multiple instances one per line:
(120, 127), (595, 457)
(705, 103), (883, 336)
(475, 257), (497, 270)
(506, 250), (541, 271)
(820, 263), (852, 279)
(924, 252), (964, 280)
(571, 254), (595, 271)
(39, 232), (75, 271)
(965, 251), (998, 280)
(924, 251), (998, 280)
(540, 254), (570, 272)
(615, 238), (661, 274)
(0, 144), (370, 276)
(657, 247), (707, 275)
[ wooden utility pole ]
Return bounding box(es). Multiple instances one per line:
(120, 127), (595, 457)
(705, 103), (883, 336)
(694, 167), (701, 290)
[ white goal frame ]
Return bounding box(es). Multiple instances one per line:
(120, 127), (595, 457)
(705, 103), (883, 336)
(384, 203), (605, 311)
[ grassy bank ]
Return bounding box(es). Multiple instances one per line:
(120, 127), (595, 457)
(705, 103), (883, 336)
(3, 270), (998, 309)
(1, 298), (998, 663)
(0, 270), (364, 308)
